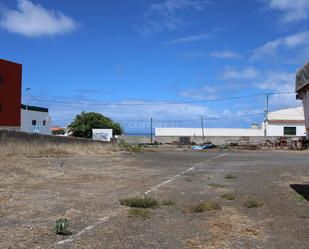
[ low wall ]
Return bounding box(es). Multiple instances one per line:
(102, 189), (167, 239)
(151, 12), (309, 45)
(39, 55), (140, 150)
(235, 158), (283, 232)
(120, 135), (301, 145)
(0, 130), (105, 144)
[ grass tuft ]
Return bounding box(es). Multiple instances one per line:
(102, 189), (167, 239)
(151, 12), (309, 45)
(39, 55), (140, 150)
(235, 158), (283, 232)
(297, 194), (305, 202)
(224, 174), (237, 179)
(220, 193), (236, 200)
(162, 199), (176, 206)
(128, 208), (151, 219)
(118, 140), (143, 153)
(190, 201), (221, 213)
(119, 196), (158, 208)
(54, 218), (71, 235)
(243, 198), (263, 208)
(208, 183), (226, 188)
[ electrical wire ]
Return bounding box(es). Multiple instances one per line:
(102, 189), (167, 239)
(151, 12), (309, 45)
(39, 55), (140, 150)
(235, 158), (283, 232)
(24, 91), (296, 107)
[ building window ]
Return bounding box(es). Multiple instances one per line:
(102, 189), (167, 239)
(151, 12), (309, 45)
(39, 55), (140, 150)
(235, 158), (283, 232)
(43, 120), (46, 126)
(32, 120), (37, 126)
(284, 127), (296, 136)
(0, 75), (3, 85)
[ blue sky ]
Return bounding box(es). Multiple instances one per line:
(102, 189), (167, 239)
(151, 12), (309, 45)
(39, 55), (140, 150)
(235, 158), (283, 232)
(0, 0), (308, 133)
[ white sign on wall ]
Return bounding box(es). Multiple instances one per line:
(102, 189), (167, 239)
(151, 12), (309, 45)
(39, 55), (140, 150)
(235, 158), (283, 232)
(33, 125), (40, 133)
(92, 129), (113, 142)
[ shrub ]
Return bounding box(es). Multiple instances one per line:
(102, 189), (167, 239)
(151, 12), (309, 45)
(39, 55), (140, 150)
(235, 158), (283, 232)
(190, 201), (221, 213)
(119, 196), (159, 208)
(208, 183), (226, 188)
(243, 198), (263, 208)
(118, 140), (143, 152)
(128, 208), (151, 219)
(54, 218), (71, 235)
(220, 193), (236, 200)
(162, 199), (176, 206)
(224, 174), (237, 179)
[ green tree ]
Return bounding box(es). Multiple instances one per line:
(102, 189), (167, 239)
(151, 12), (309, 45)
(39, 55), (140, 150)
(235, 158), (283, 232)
(68, 112), (123, 138)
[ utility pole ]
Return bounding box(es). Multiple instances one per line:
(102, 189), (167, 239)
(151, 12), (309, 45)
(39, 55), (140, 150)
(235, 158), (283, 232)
(26, 88), (31, 132)
(150, 117), (153, 144)
(264, 93), (269, 137)
(82, 112), (85, 138)
(201, 116), (205, 143)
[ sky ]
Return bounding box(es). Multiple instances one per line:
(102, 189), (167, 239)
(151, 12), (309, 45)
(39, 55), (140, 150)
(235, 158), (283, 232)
(0, 0), (308, 134)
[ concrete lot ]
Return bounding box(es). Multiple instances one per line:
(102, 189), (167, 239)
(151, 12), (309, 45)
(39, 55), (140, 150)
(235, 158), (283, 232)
(0, 148), (308, 248)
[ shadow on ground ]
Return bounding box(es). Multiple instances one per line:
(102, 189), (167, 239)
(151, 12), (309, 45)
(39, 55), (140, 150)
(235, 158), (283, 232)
(290, 184), (309, 201)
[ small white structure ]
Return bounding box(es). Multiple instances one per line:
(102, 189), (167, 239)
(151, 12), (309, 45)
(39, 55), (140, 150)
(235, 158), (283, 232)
(20, 105), (52, 135)
(156, 107), (305, 137)
(92, 129), (113, 141)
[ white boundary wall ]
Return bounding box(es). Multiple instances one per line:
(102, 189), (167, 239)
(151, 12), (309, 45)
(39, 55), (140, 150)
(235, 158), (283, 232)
(155, 128), (263, 137)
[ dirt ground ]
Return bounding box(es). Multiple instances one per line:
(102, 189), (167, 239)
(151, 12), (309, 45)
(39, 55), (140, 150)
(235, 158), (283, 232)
(0, 144), (308, 249)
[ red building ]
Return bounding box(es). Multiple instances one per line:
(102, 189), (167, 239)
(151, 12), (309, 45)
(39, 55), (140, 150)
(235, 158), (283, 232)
(0, 59), (22, 128)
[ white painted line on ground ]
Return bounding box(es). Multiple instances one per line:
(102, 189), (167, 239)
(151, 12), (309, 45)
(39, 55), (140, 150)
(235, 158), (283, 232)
(205, 170), (259, 173)
(144, 153), (227, 195)
(57, 153), (227, 246)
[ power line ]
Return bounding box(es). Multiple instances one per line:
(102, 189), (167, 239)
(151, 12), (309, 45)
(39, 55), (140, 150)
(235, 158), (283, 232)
(52, 112), (265, 124)
(25, 91), (296, 107)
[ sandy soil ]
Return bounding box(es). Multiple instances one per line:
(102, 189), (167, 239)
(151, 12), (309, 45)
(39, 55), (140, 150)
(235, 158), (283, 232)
(0, 144), (308, 249)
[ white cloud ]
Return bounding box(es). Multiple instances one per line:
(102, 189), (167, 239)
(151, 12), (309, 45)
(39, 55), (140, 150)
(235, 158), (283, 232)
(221, 67), (260, 80)
(179, 83), (247, 99)
(179, 85), (223, 99)
(139, 0), (212, 36)
(265, 0), (309, 23)
(0, 0), (78, 37)
(255, 70), (300, 108)
(209, 50), (242, 59)
(166, 33), (210, 44)
(252, 31), (309, 60)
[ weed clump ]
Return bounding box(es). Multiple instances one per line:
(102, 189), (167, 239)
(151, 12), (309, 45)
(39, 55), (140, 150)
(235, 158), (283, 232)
(119, 196), (158, 208)
(190, 201), (221, 213)
(162, 199), (176, 206)
(208, 183), (226, 188)
(297, 194), (305, 202)
(220, 193), (236, 200)
(243, 198), (263, 208)
(54, 218), (71, 235)
(128, 208), (151, 219)
(118, 140), (143, 152)
(224, 174), (237, 179)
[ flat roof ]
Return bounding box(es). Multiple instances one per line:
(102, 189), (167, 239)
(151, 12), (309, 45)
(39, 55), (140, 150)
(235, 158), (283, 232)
(21, 104), (48, 113)
(0, 58), (22, 67)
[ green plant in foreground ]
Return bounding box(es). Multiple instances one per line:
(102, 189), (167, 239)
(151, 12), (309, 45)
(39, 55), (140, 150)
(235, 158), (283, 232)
(54, 219), (71, 235)
(208, 183), (226, 188)
(128, 208), (151, 219)
(190, 201), (221, 213)
(118, 140), (143, 152)
(119, 196), (159, 208)
(220, 193), (236, 200)
(243, 198), (263, 208)
(297, 194), (305, 202)
(224, 174), (237, 179)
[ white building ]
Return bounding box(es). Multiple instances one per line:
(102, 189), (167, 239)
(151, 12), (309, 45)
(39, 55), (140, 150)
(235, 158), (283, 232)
(266, 106), (305, 136)
(155, 107), (305, 137)
(20, 105), (52, 135)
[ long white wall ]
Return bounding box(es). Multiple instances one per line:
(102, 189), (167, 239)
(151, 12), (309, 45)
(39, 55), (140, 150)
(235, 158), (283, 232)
(156, 123), (306, 137)
(155, 128), (263, 137)
(20, 109), (51, 135)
